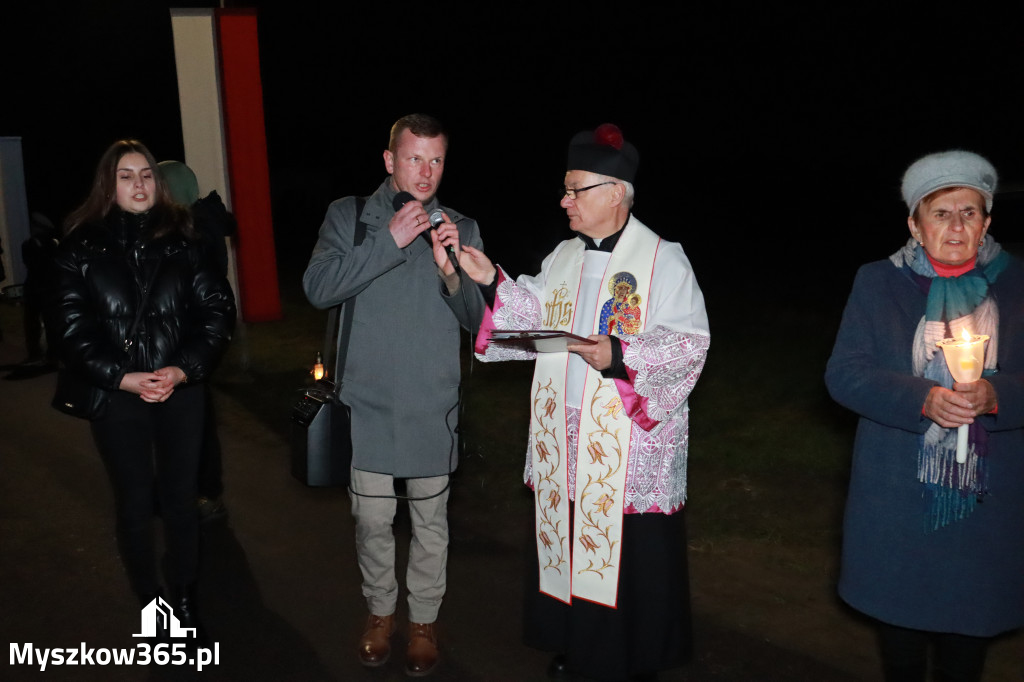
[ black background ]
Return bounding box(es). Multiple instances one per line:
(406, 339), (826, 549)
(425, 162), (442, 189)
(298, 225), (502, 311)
(3, 1), (1023, 300)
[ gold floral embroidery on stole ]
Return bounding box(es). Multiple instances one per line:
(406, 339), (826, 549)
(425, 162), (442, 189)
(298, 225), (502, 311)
(532, 367), (569, 582)
(532, 267), (583, 603)
(573, 375), (629, 584)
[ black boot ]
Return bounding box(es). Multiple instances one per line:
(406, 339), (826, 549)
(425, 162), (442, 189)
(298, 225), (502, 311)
(171, 584), (207, 647)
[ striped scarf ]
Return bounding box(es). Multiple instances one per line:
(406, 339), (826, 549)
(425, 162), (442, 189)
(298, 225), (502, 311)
(890, 236), (1008, 530)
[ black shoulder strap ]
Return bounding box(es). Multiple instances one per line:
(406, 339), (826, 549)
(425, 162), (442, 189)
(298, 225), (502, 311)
(323, 196), (368, 384)
(123, 259), (163, 354)
(352, 195), (369, 247)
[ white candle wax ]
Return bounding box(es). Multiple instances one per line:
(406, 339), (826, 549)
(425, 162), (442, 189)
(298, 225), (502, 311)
(956, 424), (969, 464)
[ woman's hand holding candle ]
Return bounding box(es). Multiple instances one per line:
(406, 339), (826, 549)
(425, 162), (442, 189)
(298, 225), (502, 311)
(953, 380), (998, 416)
(924, 380), (998, 464)
(924, 381), (996, 427)
(924, 386), (978, 428)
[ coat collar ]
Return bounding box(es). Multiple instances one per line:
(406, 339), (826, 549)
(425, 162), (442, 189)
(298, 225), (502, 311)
(359, 178), (457, 227)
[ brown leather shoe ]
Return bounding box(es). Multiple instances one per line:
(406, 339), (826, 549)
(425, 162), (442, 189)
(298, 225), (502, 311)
(405, 621), (439, 677)
(357, 613), (396, 667)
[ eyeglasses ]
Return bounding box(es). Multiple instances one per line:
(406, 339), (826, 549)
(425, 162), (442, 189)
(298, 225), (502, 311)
(561, 182), (617, 200)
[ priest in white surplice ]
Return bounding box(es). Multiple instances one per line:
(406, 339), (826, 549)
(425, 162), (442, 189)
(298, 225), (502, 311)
(437, 123), (709, 681)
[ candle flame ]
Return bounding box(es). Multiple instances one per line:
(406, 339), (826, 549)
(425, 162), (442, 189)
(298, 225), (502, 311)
(961, 328), (973, 343)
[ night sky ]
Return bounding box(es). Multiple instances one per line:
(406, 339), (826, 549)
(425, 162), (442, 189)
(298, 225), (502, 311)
(4, 2), (1024, 301)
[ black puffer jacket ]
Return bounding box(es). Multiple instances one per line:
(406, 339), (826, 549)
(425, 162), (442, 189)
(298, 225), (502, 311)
(50, 209), (235, 391)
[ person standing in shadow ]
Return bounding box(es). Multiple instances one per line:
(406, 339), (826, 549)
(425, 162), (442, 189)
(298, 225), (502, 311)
(3, 212), (60, 381)
(20, 213), (59, 364)
(158, 159), (237, 521)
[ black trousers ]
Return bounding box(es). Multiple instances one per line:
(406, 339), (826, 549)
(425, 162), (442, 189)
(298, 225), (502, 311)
(196, 384), (224, 500)
(91, 386), (204, 597)
(877, 622), (990, 682)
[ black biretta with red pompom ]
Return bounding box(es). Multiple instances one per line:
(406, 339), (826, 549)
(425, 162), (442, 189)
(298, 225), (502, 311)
(566, 123), (639, 183)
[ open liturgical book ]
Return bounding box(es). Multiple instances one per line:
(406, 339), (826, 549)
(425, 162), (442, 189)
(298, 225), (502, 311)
(489, 330), (597, 353)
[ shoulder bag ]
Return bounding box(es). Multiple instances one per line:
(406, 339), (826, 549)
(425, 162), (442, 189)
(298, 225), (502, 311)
(290, 197), (367, 487)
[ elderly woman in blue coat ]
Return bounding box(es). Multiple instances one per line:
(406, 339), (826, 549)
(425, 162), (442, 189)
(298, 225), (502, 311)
(826, 150), (1024, 682)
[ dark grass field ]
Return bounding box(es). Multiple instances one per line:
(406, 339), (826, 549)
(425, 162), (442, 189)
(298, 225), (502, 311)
(3, 265), (1022, 680)
(173, 257), (1021, 679)
(213, 267), (1023, 680)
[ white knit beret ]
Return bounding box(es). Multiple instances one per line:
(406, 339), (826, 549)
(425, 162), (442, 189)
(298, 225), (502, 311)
(901, 150), (997, 215)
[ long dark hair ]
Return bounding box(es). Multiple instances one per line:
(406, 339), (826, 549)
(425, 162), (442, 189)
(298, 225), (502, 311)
(64, 139), (194, 239)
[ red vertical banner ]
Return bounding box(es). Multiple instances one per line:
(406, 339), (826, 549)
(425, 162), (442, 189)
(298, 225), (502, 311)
(215, 9), (281, 322)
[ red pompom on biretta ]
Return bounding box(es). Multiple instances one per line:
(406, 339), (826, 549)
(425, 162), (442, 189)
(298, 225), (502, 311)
(593, 123), (624, 150)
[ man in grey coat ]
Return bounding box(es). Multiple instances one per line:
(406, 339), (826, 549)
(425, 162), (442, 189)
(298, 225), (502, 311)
(303, 113), (484, 677)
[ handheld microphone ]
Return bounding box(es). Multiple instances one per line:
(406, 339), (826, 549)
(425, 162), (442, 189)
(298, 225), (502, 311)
(392, 192), (460, 273)
(392, 191), (415, 212)
(429, 209), (461, 273)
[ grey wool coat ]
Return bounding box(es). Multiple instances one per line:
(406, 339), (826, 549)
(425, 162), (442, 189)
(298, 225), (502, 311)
(303, 179), (485, 478)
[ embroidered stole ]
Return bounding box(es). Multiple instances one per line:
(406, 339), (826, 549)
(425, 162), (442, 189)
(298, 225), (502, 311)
(530, 220), (660, 607)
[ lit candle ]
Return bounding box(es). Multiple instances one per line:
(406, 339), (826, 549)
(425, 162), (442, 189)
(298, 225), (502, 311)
(936, 330), (989, 463)
(312, 351), (325, 381)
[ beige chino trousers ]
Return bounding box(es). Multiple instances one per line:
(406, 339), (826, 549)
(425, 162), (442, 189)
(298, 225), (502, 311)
(349, 468), (450, 624)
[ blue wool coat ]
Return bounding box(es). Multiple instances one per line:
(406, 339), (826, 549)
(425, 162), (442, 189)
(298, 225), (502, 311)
(825, 255), (1024, 637)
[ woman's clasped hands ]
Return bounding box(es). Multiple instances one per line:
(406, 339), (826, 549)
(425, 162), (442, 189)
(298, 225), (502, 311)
(120, 366), (187, 403)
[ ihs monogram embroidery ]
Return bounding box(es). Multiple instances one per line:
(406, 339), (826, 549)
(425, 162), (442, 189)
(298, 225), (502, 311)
(544, 282), (573, 328)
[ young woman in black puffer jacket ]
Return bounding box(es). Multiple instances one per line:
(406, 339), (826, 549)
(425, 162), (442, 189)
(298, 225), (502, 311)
(49, 139), (235, 638)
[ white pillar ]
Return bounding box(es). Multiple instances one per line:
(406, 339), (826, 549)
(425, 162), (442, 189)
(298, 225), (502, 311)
(169, 9), (231, 205)
(168, 8), (242, 325)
